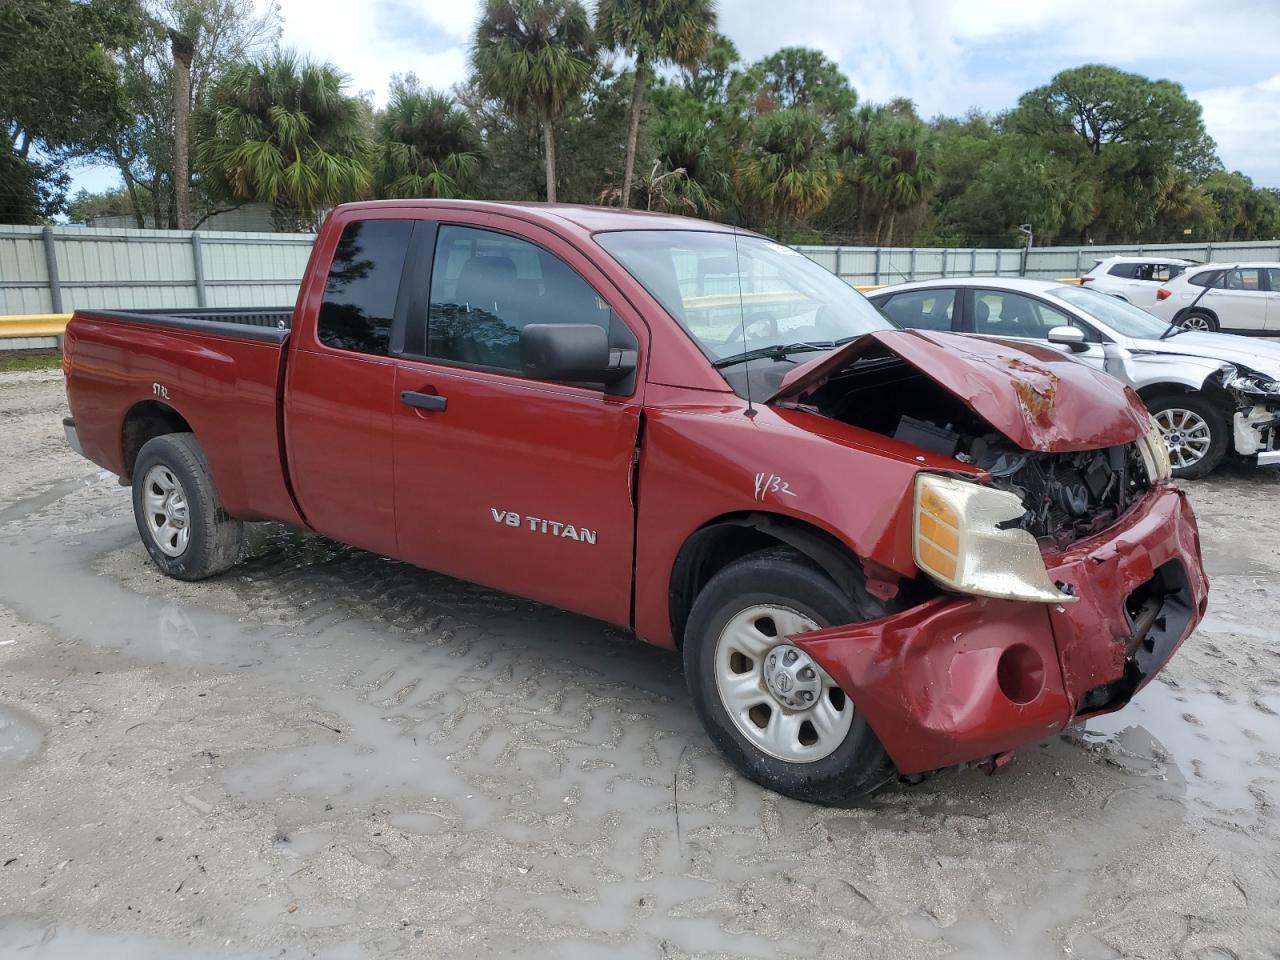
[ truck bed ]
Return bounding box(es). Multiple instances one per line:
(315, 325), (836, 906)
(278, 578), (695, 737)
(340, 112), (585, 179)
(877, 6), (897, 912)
(63, 306), (303, 526)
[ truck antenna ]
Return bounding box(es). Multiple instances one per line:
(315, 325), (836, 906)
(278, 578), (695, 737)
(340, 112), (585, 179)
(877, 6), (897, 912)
(732, 227), (756, 418)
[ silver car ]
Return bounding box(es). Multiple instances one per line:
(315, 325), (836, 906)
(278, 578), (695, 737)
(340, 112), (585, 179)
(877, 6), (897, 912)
(868, 277), (1280, 478)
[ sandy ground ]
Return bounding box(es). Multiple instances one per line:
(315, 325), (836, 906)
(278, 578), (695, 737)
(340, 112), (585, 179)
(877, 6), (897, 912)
(1, 368), (1279, 960)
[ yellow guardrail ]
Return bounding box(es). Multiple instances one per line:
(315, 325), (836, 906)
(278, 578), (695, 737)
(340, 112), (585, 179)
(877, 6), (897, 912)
(0, 313), (71, 339)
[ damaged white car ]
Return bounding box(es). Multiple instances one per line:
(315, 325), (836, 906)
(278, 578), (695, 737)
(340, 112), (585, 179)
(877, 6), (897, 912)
(869, 277), (1280, 478)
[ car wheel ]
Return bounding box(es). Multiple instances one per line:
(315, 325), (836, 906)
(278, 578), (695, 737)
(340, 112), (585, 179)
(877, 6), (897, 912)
(682, 547), (894, 806)
(1147, 394), (1228, 479)
(132, 433), (245, 580)
(1178, 310), (1217, 332)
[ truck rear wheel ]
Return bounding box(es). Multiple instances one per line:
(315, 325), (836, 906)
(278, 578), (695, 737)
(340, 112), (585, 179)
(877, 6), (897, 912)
(683, 547), (894, 805)
(131, 433), (244, 580)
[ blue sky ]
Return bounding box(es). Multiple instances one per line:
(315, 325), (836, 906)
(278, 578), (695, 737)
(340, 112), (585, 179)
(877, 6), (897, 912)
(68, 0), (1280, 196)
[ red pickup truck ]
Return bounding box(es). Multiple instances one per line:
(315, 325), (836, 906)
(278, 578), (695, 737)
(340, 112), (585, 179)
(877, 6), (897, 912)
(62, 201), (1207, 804)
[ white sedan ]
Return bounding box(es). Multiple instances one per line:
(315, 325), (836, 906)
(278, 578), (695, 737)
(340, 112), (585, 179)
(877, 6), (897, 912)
(1149, 261), (1280, 333)
(869, 277), (1280, 478)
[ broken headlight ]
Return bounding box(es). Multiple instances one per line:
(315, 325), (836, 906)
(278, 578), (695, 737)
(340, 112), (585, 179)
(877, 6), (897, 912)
(1227, 372), (1280, 399)
(913, 474), (1076, 604)
(1137, 415), (1173, 483)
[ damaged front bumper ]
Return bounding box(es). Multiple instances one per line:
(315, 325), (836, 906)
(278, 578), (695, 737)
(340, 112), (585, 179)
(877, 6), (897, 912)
(1232, 404), (1280, 466)
(794, 484), (1207, 776)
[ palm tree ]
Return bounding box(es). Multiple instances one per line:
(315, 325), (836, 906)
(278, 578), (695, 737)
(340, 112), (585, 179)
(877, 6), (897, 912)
(595, 0), (716, 208)
(737, 108), (841, 233)
(169, 30), (194, 229)
(837, 104), (938, 244)
(192, 51), (372, 231)
(374, 77), (482, 199)
(471, 0), (594, 203)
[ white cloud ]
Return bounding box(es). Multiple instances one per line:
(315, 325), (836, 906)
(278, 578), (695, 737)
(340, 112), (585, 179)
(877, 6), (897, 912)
(1195, 74), (1280, 187)
(273, 0), (478, 103)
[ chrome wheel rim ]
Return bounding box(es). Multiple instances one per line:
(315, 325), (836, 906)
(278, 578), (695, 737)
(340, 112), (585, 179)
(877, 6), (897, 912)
(713, 604), (853, 763)
(1179, 314), (1211, 331)
(1154, 408), (1213, 469)
(142, 464), (191, 557)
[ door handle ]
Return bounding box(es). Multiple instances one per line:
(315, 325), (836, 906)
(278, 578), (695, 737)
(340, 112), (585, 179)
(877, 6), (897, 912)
(400, 390), (447, 412)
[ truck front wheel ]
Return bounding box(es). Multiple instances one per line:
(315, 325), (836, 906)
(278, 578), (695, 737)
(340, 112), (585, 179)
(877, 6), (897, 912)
(683, 548), (895, 805)
(131, 433), (244, 580)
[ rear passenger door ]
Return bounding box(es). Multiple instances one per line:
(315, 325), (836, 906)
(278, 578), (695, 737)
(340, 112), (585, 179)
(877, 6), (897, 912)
(1265, 269), (1280, 331)
(1209, 268), (1268, 331)
(390, 215), (646, 626)
(284, 214), (415, 557)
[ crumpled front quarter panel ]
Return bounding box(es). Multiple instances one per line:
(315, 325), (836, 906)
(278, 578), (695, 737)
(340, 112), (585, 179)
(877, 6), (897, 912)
(630, 389), (974, 648)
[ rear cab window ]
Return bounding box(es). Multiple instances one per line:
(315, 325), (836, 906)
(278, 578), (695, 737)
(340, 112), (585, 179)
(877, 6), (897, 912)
(317, 219), (414, 355)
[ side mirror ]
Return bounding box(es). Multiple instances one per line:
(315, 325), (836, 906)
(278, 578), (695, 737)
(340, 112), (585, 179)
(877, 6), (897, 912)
(1047, 325), (1088, 353)
(520, 323), (636, 385)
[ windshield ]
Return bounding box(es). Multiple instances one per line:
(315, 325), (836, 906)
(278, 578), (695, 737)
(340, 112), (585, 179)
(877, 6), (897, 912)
(1053, 285), (1173, 339)
(595, 230), (891, 362)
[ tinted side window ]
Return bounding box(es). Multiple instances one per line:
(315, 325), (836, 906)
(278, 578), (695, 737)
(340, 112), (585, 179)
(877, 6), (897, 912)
(425, 225), (611, 372)
(1108, 263), (1137, 278)
(1225, 268), (1263, 291)
(973, 290), (1073, 340)
(317, 220), (413, 355)
(1268, 268), (1280, 291)
(1137, 263), (1178, 282)
(1188, 270), (1224, 288)
(878, 289), (955, 331)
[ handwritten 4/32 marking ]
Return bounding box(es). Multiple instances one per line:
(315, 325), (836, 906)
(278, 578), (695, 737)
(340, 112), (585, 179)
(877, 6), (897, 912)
(754, 472), (796, 501)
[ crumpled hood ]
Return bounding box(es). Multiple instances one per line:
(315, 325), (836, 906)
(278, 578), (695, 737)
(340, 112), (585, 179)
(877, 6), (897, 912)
(767, 329), (1152, 453)
(1132, 331), (1280, 380)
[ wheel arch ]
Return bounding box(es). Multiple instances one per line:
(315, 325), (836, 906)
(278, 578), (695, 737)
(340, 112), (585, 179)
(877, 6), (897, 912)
(668, 511), (878, 649)
(1137, 376), (1234, 418)
(1172, 304), (1219, 326)
(121, 400), (194, 481)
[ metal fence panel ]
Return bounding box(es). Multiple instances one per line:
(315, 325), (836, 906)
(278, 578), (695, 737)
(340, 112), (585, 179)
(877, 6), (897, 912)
(5, 227), (1280, 319)
(0, 226), (315, 316)
(0, 226), (55, 314)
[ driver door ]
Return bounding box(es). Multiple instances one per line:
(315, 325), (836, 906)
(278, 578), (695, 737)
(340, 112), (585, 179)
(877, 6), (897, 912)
(389, 213), (647, 626)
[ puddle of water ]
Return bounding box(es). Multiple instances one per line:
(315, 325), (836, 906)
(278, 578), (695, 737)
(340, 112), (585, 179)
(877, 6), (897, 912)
(0, 703), (45, 766)
(1084, 680), (1280, 813)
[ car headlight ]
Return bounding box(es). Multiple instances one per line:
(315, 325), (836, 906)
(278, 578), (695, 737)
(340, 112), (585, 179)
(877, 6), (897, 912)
(1226, 372), (1280, 398)
(913, 474), (1076, 604)
(1137, 414), (1172, 482)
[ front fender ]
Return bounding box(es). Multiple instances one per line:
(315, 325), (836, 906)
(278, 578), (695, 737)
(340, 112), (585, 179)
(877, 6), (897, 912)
(630, 396), (976, 647)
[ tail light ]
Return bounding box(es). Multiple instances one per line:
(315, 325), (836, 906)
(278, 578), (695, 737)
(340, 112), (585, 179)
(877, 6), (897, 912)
(1080, 276), (1093, 284)
(62, 328), (75, 378)
(1156, 288), (1172, 301)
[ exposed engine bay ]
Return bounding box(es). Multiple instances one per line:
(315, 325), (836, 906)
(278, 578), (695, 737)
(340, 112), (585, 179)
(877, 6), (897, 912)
(785, 348), (1153, 547)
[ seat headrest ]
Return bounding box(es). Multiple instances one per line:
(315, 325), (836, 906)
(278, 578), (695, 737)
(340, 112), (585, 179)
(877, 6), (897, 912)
(456, 255), (518, 308)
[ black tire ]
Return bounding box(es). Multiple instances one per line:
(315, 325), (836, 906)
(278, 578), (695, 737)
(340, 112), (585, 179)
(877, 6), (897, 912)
(1146, 393), (1229, 480)
(1178, 309), (1218, 332)
(682, 547), (895, 806)
(131, 433), (244, 580)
